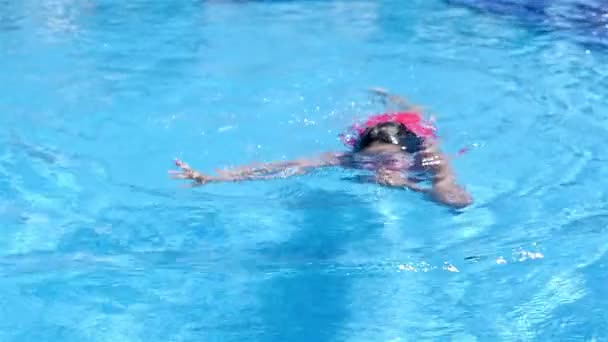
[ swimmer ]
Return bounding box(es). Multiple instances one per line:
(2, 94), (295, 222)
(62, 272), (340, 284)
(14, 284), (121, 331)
(170, 89), (473, 209)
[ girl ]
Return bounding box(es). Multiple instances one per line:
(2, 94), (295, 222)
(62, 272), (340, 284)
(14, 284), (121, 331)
(170, 89), (473, 209)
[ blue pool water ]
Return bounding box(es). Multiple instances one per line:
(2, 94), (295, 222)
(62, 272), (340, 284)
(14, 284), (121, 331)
(1, 0), (608, 340)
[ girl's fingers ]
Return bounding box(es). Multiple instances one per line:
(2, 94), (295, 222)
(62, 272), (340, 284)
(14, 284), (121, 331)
(175, 159), (191, 170)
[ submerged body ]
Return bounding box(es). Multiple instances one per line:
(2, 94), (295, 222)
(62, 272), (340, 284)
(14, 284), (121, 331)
(171, 89), (472, 209)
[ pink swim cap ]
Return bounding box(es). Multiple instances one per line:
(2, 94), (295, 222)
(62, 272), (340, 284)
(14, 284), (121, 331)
(340, 111), (437, 147)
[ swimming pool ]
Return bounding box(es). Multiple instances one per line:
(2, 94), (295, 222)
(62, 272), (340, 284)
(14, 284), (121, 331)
(1, 0), (607, 340)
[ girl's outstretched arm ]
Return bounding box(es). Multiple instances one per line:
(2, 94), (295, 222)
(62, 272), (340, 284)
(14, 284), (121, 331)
(169, 153), (346, 186)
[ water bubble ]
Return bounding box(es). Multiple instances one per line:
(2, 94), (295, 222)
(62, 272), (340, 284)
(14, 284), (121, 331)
(443, 263), (460, 273)
(398, 264), (416, 272)
(218, 125), (235, 133)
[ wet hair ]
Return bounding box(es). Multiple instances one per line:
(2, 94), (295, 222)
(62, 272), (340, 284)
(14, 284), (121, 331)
(354, 122), (425, 153)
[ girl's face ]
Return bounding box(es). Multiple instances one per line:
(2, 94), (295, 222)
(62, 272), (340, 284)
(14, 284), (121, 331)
(358, 142), (412, 171)
(359, 142), (403, 154)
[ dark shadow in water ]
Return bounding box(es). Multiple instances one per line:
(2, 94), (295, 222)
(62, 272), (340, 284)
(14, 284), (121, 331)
(255, 187), (381, 342)
(445, 0), (608, 50)
(0, 0), (23, 32)
(446, 0), (549, 20)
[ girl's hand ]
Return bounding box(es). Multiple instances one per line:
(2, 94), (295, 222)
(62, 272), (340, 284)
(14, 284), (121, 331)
(375, 168), (429, 193)
(368, 87), (425, 113)
(169, 159), (212, 186)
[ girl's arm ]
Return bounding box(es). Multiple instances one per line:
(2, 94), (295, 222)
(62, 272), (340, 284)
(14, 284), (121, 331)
(369, 87), (425, 113)
(375, 145), (473, 209)
(419, 144), (473, 208)
(375, 166), (472, 209)
(169, 153), (346, 186)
